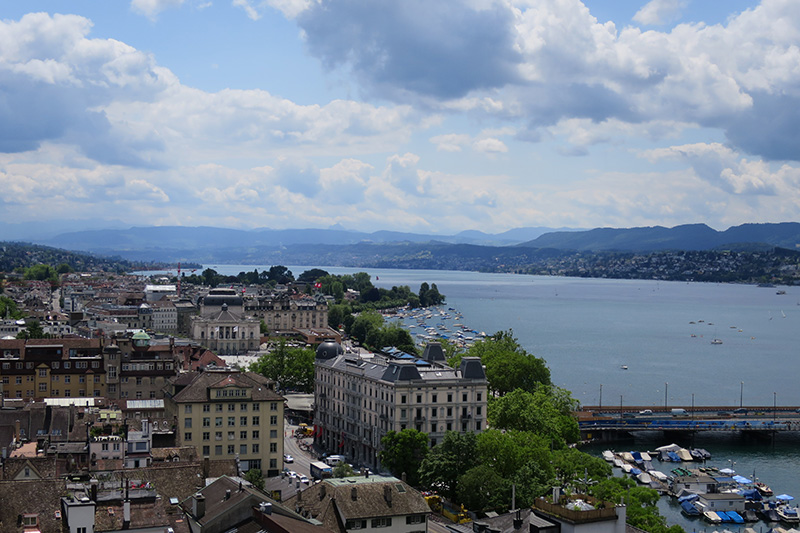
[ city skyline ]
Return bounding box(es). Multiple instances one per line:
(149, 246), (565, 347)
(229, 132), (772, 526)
(2, 0), (798, 239)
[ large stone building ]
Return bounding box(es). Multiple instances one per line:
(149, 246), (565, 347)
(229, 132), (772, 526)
(192, 289), (260, 355)
(164, 369), (285, 477)
(245, 294), (328, 332)
(313, 341), (488, 469)
(0, 339), (108, 400)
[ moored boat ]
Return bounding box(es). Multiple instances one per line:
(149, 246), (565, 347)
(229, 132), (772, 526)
(681, 501), (701, 517)
(602, 450), (614, 462)
(756, 481), (774, 496)
(704, 511), (723, 524)
(777, 506), (800, 523)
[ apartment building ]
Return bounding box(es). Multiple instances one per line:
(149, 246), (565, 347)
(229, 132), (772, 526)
(313, 341), (488, 469)
(245, 294), (328, 332)
(164, 369), (285, 477)
(0, 339), (108, 400)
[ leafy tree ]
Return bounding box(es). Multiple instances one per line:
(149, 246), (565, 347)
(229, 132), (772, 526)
(419, 282), (445, 307)
(590, 477), (683, 533)
(457, 465), (512, 513)
(365, 323), (417, 354)
(24, 264), (58, 284)
(488, 387), (580, 446)
(332, 461), (355, 478)
(202, 268), (220, 287)
(244, 468), (265, 491)
(56, 263), (74, 274)
(455, 330), (550, 396)
(419, 431), (479, 501)
(249, 340), (315, 392)
(267, 265), (294, 284)
(17, 320), (47, 339)
(0, 296), (23, 319)
(327, 303), (351, 330)
(551, 448), (611, 491)
(379, 429), (428, 486)
(259, 320), (268, 335)
(298, 268), (329, 283)
(349, 310), (383, 344)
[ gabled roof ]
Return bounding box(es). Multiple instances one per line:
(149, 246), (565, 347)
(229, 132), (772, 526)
(170, 371), (282, 403)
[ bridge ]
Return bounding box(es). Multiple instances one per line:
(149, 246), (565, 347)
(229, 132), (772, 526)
(577, 406), (800, 441)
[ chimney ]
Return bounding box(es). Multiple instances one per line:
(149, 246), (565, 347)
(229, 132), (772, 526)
(203, 456), (209, 479)
(123, 500), (131, 528)
(297, 488), (302, 502)
(225, 489), (231, 500)
(90, 478), (99, 502)
(319, 485), (326, 500)
(351, 487), (357, 501)
(192, 493), (206, 519)
(259, 502), (272, 515)
(383, 485), (392, 505)
(239, 481), (243, 492)
(513, 509), (523, 530)
(401, 472), (407, 483)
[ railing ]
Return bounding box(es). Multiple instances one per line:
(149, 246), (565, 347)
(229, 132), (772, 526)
(534, 495), (618, 523)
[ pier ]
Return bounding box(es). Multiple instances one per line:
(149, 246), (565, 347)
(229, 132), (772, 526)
(577, 406), (800, 441)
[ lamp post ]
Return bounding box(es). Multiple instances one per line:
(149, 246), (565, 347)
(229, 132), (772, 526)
(740, 381), (744, 408)
(692, 393), (695, 421)
(665, 382), (668, 408)
(774, 392), (777, 422)
(599, 384), (603, 410)
(620, 395), (623, 410)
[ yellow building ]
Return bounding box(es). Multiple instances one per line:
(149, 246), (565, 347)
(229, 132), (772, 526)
(0, 339), (107, 400)
(164, 369), (285, 477)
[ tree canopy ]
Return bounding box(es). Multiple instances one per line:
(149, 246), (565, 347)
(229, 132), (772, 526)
(488, 387), (580, 446)
(590, 477), (684, 533)
(248, 340), (315, 392)
(378, 429), (429, 486)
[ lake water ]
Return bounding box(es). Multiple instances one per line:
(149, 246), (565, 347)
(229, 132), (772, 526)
(151, 264), (800, 530)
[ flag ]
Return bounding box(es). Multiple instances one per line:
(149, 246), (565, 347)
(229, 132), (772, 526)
(314, 282), (322, 289)
(233, 326), (238, 332)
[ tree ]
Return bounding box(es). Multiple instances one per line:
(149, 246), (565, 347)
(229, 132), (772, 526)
(458, 330), (550, 396)
(378, 429), (428, 486)
(0, 296), (22, 319)
(17, 320), (46, 339)
(332, 461), (355, 478)
(590, 477), (683, 533)
(327, 303), (351, 330)
(298, 268), (329, 283)
(551, 448), (611, 492)
(487, 387), (580, 446)
(244, 468), (265, 490)
(349, 310), (383, 344)
(249, 340), (316, 392)
(267, 265), (294, 284)
(419, 431), (479, 501)
(457, 465), (512, 513)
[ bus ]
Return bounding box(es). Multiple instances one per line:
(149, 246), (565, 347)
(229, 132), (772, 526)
(310, 461), (333, 480)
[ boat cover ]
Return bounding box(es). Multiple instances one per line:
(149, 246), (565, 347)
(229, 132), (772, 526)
(668, 451), (681, 461)
(681, 501), (700, 515)
(679, 493), (700, 503)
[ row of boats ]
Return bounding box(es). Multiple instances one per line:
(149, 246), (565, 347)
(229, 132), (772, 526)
(390, 306), (488, 348)
(604, 445), (799, 526)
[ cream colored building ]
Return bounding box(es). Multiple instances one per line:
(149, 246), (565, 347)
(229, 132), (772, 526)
(165, 369), (285, 477)
(313, 341), (488, 469)
(245, 294), (328, 331)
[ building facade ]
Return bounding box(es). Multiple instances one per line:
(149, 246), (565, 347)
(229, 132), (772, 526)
(313, 341), (488, 469)
(164, 369), (285, 477)
(245, 294), (328, 332)
(0, 339), (108, 400)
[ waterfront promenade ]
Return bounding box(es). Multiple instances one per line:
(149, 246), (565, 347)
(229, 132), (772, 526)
(578, 406), (800, 441)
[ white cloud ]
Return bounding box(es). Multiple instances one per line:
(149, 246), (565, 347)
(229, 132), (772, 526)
(473, 138), (508, 154)
(131, 0), (186, 19)
(633, 0), (688, 26)
(430, 134), (471, 152)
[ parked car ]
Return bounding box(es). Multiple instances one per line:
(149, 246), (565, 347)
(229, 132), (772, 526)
(622, 412), (637, 418)
(299, 475), (310, 484)
(639, 409), (653, 415)
(734, 408), (749, 414)
(284, 454), (294, 463)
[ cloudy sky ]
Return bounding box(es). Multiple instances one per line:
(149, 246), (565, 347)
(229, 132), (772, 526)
(2, 0), (799, 238)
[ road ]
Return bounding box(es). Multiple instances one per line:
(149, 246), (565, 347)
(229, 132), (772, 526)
(283, 422), (316, 478)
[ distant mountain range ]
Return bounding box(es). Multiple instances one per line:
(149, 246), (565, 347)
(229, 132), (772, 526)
(19, 222), (800, 265)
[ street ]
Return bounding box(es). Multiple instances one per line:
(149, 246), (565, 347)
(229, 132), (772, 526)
(282, 422), (316, 478)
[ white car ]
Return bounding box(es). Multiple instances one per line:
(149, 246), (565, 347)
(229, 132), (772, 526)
(288, 471), (298, 479)
(299, 475), (310, 484)
(284, 454), (294, 463)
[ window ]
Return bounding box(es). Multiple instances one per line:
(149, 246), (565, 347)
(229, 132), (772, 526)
(447, 393), (453, 402)
(228, 403), (236, 412)
(136, 377), (142, 386)
(15, 377), (21, 384)
(252, 430), (259, 439)
(462, 392), (468, 402)
(252, 443), (260, 453)
(269, 442), (277, 453)
(253, 402), (260, 411)
(432, 393), (437, 403)
(270, 430), (277, 439)
(203, 417), (210, 427)
(184, 418), (192, 428)
(228, 416), (235, 426)
(203, 404), (210, 412)
(254, 416), (261, 426)
(240, 403), (247, 412)
(216, 404), (223, 412)
(227, 445), (235, 454)
(270, 402), (277, 411)
(228, 431), (235, 440)
(240, 416), (247, 426)
(269, 415), (277, 425)
(416, 394), (422, 403)
(401, 394), (407, 404)
(94, 375), (100, 383)
(203, 432), (210, 441)
(476, 406), (482, 416)
(345, 520), (367, 530)
(477, 392), (482, 402)
(79, 376), (85, 383)
(215, 417), (223, 427)
(64, 375), (70, 383)
(215, 445), (222, 455)
(184, 405), (192, 414)
(240, 430), (247, 439)
(38, 369), (47, 377)
(371, 517), (392, 528)
(240, 444), (247, 454)
(216, 432), (222, 441)
(203, 445), (210, 456)
(407, 515), (425, 525)
(184, 432), (192, 441)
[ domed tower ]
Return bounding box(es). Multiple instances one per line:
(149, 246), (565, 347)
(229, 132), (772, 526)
(132, 330), (151, 351)
(316, 340), (344, 360)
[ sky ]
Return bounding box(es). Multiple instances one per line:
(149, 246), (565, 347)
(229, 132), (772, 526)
(2, 0), (799, 238)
